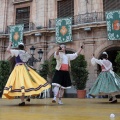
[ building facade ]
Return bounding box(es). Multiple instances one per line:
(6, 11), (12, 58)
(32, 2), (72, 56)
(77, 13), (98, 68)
(0, 0), (120, 95)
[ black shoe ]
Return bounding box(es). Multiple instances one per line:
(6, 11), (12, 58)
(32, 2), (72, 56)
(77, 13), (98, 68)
(19, 102), (25, 106)
(110, 99), (117, 103)
(89, 94), (95, 98)
(109, 97), (113, 101)
(26, 98), (30, 102)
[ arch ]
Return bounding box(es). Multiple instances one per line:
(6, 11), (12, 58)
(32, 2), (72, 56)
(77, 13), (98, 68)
(47, 47), (57, 60)
(95, 41), (120, 58)
(95, 43), (120, 73)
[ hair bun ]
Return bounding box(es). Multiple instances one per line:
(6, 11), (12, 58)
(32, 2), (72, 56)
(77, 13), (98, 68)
(102, 51), (108, 58)
(18, 42), (24, 46)
(102, 52), (107, 55)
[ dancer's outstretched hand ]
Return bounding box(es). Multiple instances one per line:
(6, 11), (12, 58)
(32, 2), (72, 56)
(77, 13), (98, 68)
(92, 54), (95, 58)
(9, 41), (12, 46)
(81, 45), (83, 49)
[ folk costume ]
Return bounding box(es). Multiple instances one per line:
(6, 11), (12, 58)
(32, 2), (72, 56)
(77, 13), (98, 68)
(2, 42), (51, 106)
(89, 52), (120, 103)
(52, 52), (78, 88)
(52, 44), (83, 104)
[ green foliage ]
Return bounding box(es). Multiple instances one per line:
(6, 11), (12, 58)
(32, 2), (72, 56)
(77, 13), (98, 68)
(38, 57), (56, 80)
(71, 55), (89, 90)
(0, 61), (10, 91)
(115, 51), (120, 75)
(39, 60), (49, 79)
(48, 57), (56, 78)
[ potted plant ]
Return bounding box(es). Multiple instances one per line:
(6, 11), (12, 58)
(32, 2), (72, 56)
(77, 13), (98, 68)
(71, 54), (89, 98)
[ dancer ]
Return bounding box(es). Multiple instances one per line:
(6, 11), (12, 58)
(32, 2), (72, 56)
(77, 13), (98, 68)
(2, 41), (51, 106)
(89, 52), (120, 103)
(52, 44), (83, 104)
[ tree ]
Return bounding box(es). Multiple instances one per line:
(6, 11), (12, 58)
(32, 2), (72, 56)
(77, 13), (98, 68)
(71, 54), (89, 90)
(39, 60), (49, 80)
(0, 61), (10, 96)
(115, 51), (120, 76)
(48, 57), (56, 79)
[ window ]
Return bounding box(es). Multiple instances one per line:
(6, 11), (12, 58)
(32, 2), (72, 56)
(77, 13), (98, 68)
(57, 0), (74, 18)
(103, 0), (120, 12)
(16, 7), (30, 31)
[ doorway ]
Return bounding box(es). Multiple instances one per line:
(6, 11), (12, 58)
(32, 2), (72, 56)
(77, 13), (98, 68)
(98, 47), (120, 73)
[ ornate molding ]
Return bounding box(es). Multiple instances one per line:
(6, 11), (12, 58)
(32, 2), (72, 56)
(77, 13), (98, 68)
(13, 0), (33, 4)
(84, 40), (95, 44)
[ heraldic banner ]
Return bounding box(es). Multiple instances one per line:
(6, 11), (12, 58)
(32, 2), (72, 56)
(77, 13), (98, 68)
(106, 10), (120, 40)
(9, 24), (24, 48)
(56, 17), (72, 43)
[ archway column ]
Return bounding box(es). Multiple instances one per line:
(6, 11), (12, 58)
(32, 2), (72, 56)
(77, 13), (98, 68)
(84, 39), (96, 91)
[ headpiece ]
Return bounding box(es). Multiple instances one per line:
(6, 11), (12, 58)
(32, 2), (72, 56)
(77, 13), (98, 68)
(102, 51), (108, 58)
(18, 42), (24, 46)
(60, 44), (66, 48)
(102, 52), (107, 55)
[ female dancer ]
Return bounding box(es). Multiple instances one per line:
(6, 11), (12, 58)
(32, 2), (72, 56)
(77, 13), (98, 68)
(89, 52), (120, 103)
(52, 44), (83, 104)
(2, 42), (51, 106)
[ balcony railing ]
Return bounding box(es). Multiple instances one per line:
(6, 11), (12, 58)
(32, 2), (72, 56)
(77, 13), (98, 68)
(15, 18), (35, 31)
(24, 22), (35, 31)
(5, 22), (35, 34)
(13, 0), (33, 4)
(49, 12), (106, 28)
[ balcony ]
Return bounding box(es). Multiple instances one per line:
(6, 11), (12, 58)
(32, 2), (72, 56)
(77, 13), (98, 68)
(49, 12), (106, 28)
(23, 22), (35, 32)
(13, 0), (33, 4)
(15, 18), (35, 31)
(5, 22), (35, 34)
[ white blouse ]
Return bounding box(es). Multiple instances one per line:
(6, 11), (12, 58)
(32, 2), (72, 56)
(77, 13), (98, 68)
(10, 50), (25, 57)
(91, 57), (113, 71)
(54, 52), (78, 64)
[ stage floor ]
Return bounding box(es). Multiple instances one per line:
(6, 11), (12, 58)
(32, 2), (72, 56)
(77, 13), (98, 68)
(0, 98), (120, 120)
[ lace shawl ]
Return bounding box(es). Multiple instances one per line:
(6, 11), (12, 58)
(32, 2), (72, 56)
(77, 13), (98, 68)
(91, 57), (112, 71)
(19, 51), (31, 63)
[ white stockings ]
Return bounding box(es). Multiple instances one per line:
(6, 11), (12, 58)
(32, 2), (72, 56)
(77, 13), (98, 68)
(53, 86), (64, 100)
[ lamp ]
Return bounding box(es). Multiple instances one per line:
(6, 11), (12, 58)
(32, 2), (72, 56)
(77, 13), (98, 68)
(27, 46), (43, 67)
(38, 49), (43, 60)
(30, 46), (35, 55)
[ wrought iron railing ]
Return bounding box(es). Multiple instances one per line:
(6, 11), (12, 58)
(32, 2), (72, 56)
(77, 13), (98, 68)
(5, 22), (35, 34)
(49, 12), (106, 28)
(16, 18), (29, 31)
(23, 22), (35, 31)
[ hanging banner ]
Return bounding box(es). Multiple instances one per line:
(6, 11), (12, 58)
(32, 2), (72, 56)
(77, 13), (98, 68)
(106, 10), (120, 40)
(56, 17), (72, 43)
(9, 24), (24, 48)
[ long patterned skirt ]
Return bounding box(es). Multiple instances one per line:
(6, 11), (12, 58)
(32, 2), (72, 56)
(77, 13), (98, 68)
(89, 71), (120, 96)
(2, 64), (51, 99)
